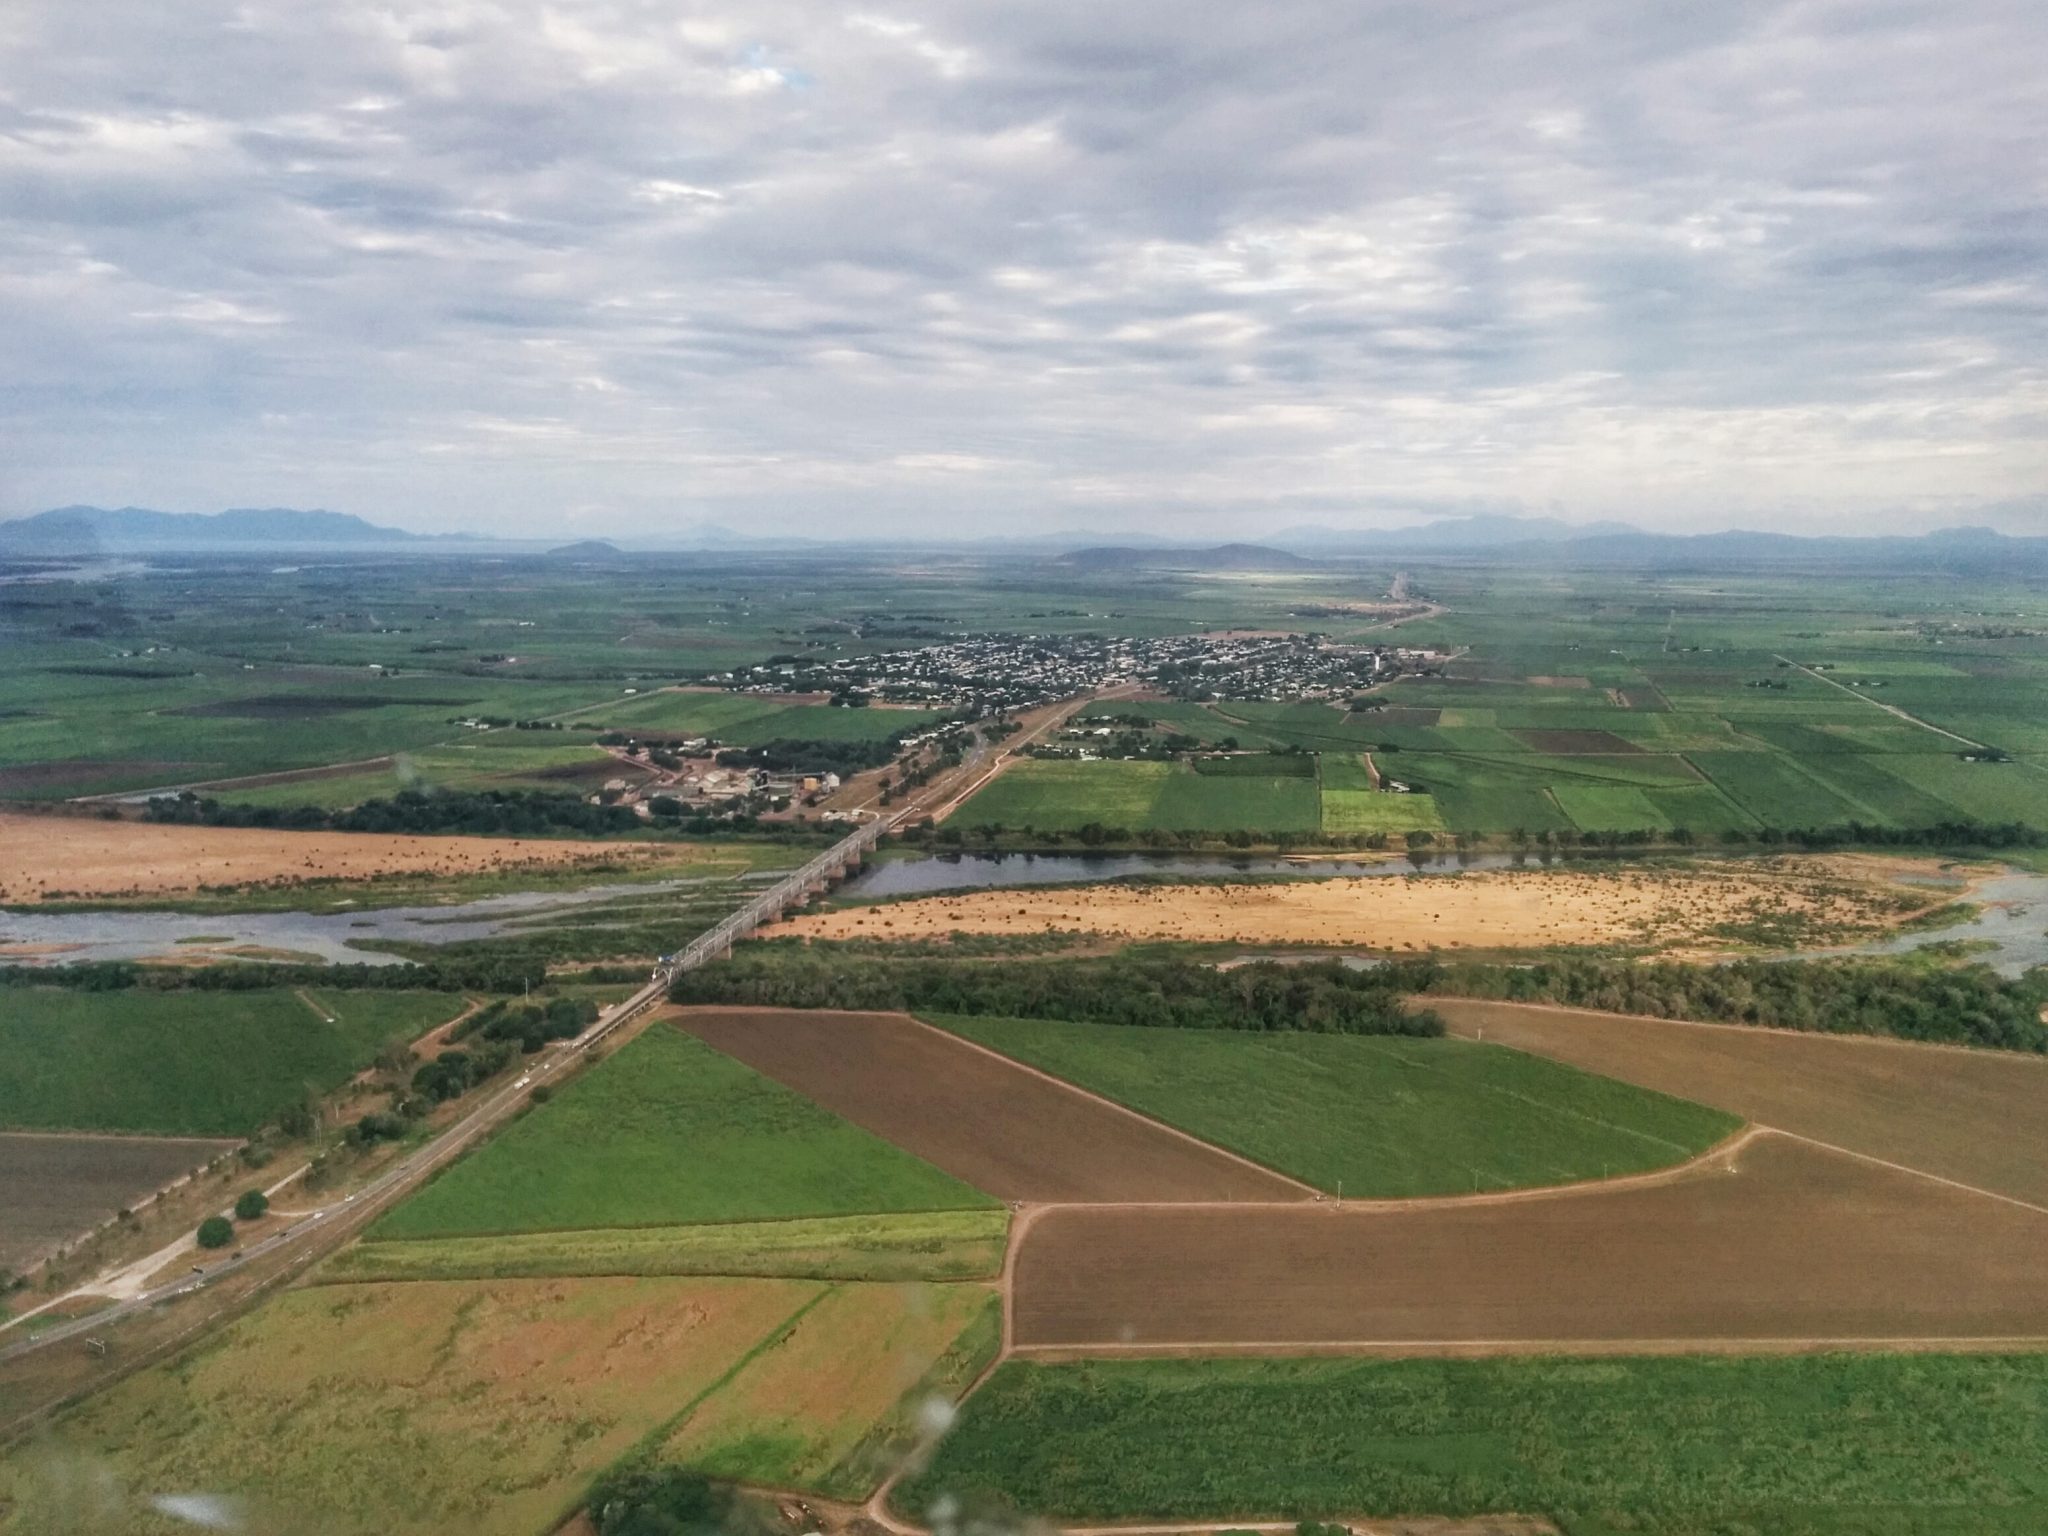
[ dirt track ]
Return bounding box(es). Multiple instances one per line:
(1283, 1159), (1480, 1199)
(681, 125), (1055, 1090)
(1432, 999), (2048, 1209)
(0, 814), (712, 903)
(776, 857), (1932, 951)
(1010, 1133), (2048, 1350)
(673, 1009), (1305, 1203)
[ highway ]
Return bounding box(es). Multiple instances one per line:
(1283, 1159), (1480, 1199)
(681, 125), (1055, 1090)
(0, 811), (900, 1366)
(1, 699), (1056, 1366)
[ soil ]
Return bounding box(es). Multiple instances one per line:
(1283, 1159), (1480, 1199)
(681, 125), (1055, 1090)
(0, 1131), (237, 1272)
(778, 858), (1933, 952)
(1431, 998), (2048, 1209)
(672, 1009), (1305, 1203)
(0, 813), (707, 903)
(1010, 1133), (2048, 1350)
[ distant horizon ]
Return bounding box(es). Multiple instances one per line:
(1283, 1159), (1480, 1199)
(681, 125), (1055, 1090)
(3, 501), (2043, 549)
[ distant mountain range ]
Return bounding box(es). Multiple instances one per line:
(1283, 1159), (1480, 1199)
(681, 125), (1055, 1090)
(4, 504), (2045, 573)
(0, 505), (440, 554)
(1055, 542), (1315, 572)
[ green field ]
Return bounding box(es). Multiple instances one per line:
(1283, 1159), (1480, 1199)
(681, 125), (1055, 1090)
(373, 1024), (994, 1239)
(331, 1209), (1009, 1284)
(959, 758), (1320, 833)
(898, 1354), (2048, 1534)
(0, 987), (465, 1136)
(932, 1016), (1740, 1195)
(593, 690), (946, 742)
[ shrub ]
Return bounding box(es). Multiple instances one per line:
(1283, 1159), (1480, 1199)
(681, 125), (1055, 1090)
(233, 1189), (269, 1221)
(196, 1216), (234, 1249)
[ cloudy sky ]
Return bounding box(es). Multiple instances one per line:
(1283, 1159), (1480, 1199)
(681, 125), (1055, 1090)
(2, 1), (2043, 538)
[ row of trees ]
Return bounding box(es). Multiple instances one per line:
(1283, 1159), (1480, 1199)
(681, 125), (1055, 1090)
(674, 950), (1441, 1036)
(1399, 956), (2048, 1053)
(453, 995), (600, 1053)
(0, 955), (547, 995)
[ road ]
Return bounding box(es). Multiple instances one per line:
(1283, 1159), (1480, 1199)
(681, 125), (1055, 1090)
(1773, 654), (1986, 749)
(2, 691), (1091, 1365)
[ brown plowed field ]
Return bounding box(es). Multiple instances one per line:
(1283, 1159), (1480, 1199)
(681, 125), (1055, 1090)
(1431, 999), (2048, 1209)
(673, 1009), (1304, 1204)
(0, 1131), (236, 1270)
(1012, 1133), (2048, 1349)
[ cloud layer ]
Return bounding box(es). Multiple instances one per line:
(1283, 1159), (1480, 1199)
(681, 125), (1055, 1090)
(2, 1), (2043, 535)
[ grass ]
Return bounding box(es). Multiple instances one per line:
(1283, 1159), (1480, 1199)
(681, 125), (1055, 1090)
(663, 1282), (999, 1497)
(958, 758), (1319, 833)
(1318, 788), (1445, 834)
(931, 1016), (1740, 1195)
(0, 1275), (823, 1536)
(329, 1209), (1010, 1283)
(0, 987), (464, 1136)
(371, 1023), (995, 1239)
(897, 1353), (2048, 1535)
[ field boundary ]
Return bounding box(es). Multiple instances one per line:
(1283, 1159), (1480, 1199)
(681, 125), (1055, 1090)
(904, 1013), (1322, 1198)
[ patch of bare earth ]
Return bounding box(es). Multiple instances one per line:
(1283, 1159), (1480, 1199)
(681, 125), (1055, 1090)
(0, 1132), (237, 1272)
(1431, 998), (2048, 1209)
(673, 1009), (1303, 1203)
(1011, 1133), (2048, 1351)
(776, 858), (1934, 952)
(0, 813), (708, 903)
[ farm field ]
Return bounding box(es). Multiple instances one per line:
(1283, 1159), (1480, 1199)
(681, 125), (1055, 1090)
(957, 757), (1322, 833)
(592, 688), (947, 743)
(675, 1009), (1304, 1202)
(778, 857), (1932, 952)
(0, 987), (465, 1136)
(0, 1130), (237, 1271)
(0, 812), (731, 904)
(372, 1019), (993, 1240)
(899, 1351), (2048, 1533)
(1008, 1132), (2048, 1348)
(330, 1209), (1009, 1284)
(662, 1282), (999, 1497)
(934, 1015), (1738, 1196)
(1431, 1000), (2048, 1208)
(0, 1273), (987, 1535)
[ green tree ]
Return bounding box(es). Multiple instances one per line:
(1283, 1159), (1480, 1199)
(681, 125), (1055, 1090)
(234, 1189), (269, 1221)
(196, 1216), (234, 1249)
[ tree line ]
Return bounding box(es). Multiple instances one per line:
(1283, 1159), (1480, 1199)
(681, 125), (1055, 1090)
(673, 949), (1441, 1036)
(0, 955), (546, 995)
(1396, 955), (2048, 1053)
(140, 787), (838, 842)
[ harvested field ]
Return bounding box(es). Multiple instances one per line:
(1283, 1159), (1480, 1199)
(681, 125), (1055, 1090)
(0, 812), (712, 902)
(0, 759), (196, 794)
(777, 857), (1931, 952)
(0, 1276), (819, 1536)
(1433, 999), (2048, 1208)
(1011, 1133), (2048, 1349)
(676, 1009), (1304, 1203)
(663, 1281), (998, 1496)
(0, 1131), (235, 1271)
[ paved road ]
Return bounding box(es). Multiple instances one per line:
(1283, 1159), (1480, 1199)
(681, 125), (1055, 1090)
(2, 694), (1089, 1365)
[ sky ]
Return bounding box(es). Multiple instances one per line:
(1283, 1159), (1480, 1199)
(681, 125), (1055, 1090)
(1, 1), (2044, 539)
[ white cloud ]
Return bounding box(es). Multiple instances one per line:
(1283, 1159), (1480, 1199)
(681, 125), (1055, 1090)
(0, 0), (2041, 535)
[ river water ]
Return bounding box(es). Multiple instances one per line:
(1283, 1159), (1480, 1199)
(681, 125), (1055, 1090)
(5, 852), (2043, 974)
(0, 874), (758, 967)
